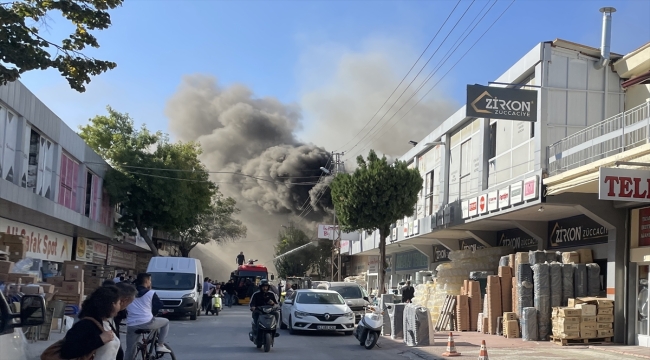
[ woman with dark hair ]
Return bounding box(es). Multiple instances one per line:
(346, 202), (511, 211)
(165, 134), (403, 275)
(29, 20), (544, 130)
(103, 279), (116, 287)
(104, 281), (137, 360)
(58, 286), (121, 360)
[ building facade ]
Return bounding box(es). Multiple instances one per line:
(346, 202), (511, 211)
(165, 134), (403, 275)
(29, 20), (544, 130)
(0, 80), (148, 275)
(347, 38), (650, 346)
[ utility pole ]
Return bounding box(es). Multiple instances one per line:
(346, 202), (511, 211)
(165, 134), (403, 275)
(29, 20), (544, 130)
(330, 152), (344, 282)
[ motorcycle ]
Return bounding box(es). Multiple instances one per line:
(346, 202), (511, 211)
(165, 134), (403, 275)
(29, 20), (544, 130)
(354, 305), (383, 349)
(249, 305), (280, 352)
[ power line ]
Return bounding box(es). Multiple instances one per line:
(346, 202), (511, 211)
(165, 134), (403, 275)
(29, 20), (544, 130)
(344, 0), (477, 155)
(348, 0), (515, 160)
(125, 170), (322, 186)
(349, 0), (500, 158)
(333, 0), (463, 153)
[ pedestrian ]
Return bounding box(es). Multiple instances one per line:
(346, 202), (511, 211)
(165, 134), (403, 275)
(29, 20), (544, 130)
(113, 282), (137, 360)
(202, 277), (215, 313)
(402, 281), (415, 303)
(223, 280), (235, 307)
(49, 286), (121, 360)
(236, 251), (245, 266)
(113, 273), (123, 283)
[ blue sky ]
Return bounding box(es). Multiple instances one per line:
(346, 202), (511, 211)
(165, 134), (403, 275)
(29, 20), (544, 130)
(18, 0), (650, 145)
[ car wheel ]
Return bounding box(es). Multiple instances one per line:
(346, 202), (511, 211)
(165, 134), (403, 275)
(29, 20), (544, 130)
(190, 305), (198, 320)
(280, 318), (287, 330)
(288, 316), (297, 335)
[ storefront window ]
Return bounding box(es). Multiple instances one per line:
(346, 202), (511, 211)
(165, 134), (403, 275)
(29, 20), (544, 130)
(638, 265), (649, 345)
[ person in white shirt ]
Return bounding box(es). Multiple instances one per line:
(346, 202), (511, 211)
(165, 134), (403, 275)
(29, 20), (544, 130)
(125, 273), (171, 360)
(202, 277), (215, 314)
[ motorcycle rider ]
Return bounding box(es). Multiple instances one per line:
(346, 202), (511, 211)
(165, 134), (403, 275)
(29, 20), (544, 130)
(249, 279), (280, 337)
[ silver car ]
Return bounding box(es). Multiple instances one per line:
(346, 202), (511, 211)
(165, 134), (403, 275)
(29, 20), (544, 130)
(326, 282), (371, 323)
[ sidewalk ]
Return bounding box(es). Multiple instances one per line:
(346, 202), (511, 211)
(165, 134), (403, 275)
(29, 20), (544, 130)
(383, 331), (650, 360)
(26, 330), (64, 360)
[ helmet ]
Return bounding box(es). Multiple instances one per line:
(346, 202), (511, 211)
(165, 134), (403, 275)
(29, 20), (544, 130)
(260, 279), (270, 288)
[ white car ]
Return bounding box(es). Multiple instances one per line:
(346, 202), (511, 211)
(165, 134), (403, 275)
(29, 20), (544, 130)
(280, 289), (355, 335)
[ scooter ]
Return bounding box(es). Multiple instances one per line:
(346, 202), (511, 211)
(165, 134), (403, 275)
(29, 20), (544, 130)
(249, 305), (280, 353)
(354, 305), (383, 349)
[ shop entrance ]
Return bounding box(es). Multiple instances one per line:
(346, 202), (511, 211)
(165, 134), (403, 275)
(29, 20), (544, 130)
(637, 264), (649, 347)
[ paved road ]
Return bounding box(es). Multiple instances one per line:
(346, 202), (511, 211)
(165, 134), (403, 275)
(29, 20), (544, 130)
(164, 305), (430, 360)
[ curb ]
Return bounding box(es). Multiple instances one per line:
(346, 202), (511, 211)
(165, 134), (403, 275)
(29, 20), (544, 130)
(588, 345), (650, 359)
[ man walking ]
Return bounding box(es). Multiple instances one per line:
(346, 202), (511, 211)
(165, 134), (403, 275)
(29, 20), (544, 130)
(401, 281), (415, 303)
(236, 252), (245, 266)
(202, 277), (215, 313)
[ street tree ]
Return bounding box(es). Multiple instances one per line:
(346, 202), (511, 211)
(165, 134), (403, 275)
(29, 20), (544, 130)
(1, 0), (123, 92)
(313, 240), (334, 279)
(273, 226), (316, 279)
(330, 150), (422, 295)
(177, 193), (247, 257)
(79, 107), (217, 256)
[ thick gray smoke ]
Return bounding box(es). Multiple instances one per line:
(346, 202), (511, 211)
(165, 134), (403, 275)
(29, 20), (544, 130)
(166, 43), (457, 280)
(166, 76), (332, 279)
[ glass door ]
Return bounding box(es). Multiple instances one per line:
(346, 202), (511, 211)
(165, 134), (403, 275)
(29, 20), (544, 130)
(638, 265), (649, 347)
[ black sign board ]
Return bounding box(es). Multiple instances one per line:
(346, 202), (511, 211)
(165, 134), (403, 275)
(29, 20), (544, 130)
(497, 228), (539, 251)
(466, 85), (538, 122)
(433, 245), (450, 262)
(547, 215), (608, 249)
(459, 238), (487, 252)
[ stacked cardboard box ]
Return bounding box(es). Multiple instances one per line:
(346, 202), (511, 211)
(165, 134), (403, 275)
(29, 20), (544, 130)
(83, 264), (114, 295)
(486, 275), (502, 335)
(456, 294), (470, 331)
(552, 307), (581, 339)
(467, 280), (481, 331)
(575, 304), (598, 338)
(53, 261), (85, 306)
(502, 312), (519, 338)
(499, 266), (513, 313)
(569, 297), (614, 338)
(0, 234), (27, 262)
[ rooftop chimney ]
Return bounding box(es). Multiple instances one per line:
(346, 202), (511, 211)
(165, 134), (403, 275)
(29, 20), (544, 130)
(594, 7), (616, 69)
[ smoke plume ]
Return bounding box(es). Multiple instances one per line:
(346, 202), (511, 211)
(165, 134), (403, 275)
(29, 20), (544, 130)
(166, 42), (457, 279)
(166, 76), (332, 278)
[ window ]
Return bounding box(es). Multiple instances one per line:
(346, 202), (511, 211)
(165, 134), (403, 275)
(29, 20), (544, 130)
(58, 154), (79, 212)
(489, 123), (497, 159)
(329, 286), (362, 299)
(150, 272), (196, 291)
(296, 292), (344, 305)
(26, 129), (40, 191)
(0, 107), (18, 182)
(84, 171), (102, 220)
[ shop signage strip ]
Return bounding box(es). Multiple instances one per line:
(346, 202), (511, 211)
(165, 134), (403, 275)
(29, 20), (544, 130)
(0, 217), (72, 262)
(599, 167), (650, 202)
(547, 215), (609, 249)
(75, 237), (94, 262)
(466, 85), (538, 122)
(497, 228), (539, 251)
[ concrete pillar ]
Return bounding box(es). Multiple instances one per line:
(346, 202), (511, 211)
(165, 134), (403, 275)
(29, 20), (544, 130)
(441, 133), (451, 205)
(51, 144), (62, 203)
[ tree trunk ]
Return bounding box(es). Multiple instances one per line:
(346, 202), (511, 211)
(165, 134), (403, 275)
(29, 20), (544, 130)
(136, 223), (159, 257)
(180, 247), (190, 257)
(378, 225), (389, 296)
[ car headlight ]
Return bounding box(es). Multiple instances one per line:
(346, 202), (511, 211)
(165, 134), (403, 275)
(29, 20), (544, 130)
(182, 293), (194, 298)
(345, 311), (354, 319)
(294, 311), (309, 319)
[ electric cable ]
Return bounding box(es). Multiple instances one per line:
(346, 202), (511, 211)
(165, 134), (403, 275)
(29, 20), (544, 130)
(333, 0), (464, 153)
(343, 0), (477, 155)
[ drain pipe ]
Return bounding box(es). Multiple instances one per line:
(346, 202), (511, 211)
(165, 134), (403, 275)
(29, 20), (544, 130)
(595, 7), (616, 70)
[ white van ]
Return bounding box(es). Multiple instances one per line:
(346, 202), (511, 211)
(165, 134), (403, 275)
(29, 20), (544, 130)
(146, 257), (204, 320)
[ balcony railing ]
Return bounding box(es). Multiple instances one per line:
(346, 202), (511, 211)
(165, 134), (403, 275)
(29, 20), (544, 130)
(547, 101), (650, 176)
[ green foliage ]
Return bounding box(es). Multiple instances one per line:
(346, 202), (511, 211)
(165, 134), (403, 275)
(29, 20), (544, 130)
(273, 226), (316, 279)
(79, 107), (218, 255)
(177, 193), (247, 257)
(330, 150), (422, 293)
(0, 0), (122, 92)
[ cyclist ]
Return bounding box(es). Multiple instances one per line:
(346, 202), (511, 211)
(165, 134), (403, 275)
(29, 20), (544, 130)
(249, 279), (280, 335)
(125, 273), (171, 360)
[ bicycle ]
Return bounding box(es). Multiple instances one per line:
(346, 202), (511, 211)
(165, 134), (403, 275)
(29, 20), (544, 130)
(133, 327), (177, 360)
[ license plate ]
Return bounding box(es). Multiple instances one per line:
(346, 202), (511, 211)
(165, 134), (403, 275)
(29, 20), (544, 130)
(317, 325), (336, 330)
